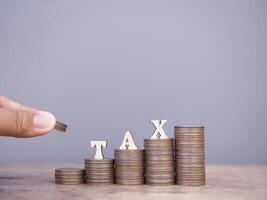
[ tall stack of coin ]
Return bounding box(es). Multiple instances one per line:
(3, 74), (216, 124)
(114, 149), (144, 185)
(84, 159), (114, 185)
(55, 168), (85, 185)
(144, 139), (175, 185)
(175, 126), (206, 186)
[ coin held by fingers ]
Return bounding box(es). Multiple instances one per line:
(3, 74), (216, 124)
(54, 121), (68, 132)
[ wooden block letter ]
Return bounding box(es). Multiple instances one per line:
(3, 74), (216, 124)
(150, 120), (168, 139)
(119, 131), (138, 150)
(90, 140), (107, 160)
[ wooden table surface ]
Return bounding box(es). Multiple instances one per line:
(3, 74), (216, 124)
(0, 164), (266, 200)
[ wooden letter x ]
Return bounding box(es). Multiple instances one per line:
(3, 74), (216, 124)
(150, 120), (168, 139)
(90, 140), (106, 160)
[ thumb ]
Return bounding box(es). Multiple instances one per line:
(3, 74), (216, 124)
(0, 108), (56, 138)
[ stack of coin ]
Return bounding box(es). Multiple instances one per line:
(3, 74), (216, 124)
(84, 159), (114, 185)
(55, 168), (85, 185)
(114, 149), (144, 185)
(175, 126), (206, 186)
(144, 139), (175, 185)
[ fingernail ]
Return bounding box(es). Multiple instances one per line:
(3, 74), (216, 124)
(33, 111), (56, 129)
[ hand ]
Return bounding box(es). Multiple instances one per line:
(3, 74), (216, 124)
(0, 96), (56, 138)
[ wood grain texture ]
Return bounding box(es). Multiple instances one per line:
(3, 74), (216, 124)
(0, 164), (267, 200)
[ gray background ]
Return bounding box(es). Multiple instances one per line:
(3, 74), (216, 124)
(0, 0), (266, 164)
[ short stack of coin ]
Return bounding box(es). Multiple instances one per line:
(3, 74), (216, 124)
(114, 149), (144, 185)
(175, 126), (206, 186)
(144, 139), (175, 185)
(84, 159), (114, 185)
(55, 168), (85, 185)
